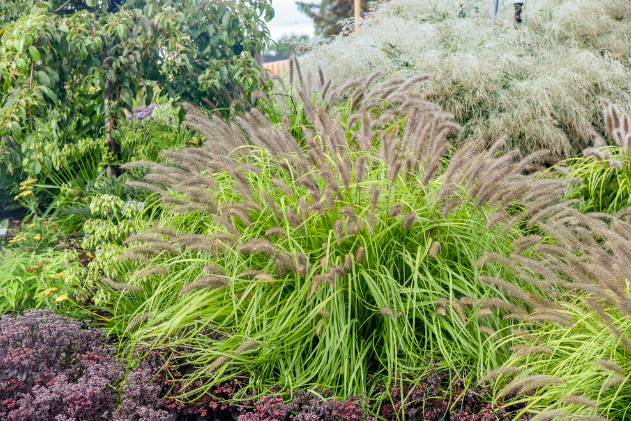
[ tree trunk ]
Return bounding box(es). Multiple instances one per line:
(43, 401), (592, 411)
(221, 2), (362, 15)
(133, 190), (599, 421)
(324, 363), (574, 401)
(104, 79), (121, 177)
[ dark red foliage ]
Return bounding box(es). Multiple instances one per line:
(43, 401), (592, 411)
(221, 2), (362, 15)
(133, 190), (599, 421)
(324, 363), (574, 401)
(375, 365), (532, 421)
(0, 311), (531, 421)
(237, 390), (373, 421)
(0, 310), (124, 421)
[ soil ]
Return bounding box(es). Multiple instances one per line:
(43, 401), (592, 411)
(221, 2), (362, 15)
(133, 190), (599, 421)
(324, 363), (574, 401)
(0, 202), (27, 233)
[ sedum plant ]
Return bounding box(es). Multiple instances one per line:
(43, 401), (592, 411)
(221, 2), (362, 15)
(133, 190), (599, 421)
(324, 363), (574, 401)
(95, 62), (574, 400)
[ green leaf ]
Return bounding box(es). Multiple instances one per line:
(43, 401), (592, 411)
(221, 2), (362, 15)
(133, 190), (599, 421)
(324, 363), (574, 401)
(222, 11), (231, 27)
(37, 71), (49, 87)
(139, 16), (151, 34)
(27, 160), (41, 175)
(29, 46), (40, 63)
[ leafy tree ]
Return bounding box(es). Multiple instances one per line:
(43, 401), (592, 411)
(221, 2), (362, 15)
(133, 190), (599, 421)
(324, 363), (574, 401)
(265, 34), (311, 56)
(297, 0), (368, 37)
(0, 0), (273, 192)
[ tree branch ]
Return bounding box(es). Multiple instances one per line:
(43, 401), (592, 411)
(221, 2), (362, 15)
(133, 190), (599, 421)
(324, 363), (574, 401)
(52, 0), (72, 14)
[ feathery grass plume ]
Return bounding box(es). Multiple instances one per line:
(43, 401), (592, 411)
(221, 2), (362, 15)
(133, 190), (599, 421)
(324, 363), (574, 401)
(127, 311), (155, 330)
(530, 410), (571, 421)
(428, 241), (440, 258)
(124, 234), (164, 244)
(480, 366), (522, 383)
(285, 208), (302, 229)
(178, 276), (229, 296)
(332, 265), (347, 277)
(144, 227), (178, 237)
(315, 319), (324, 336)
(459, 296), (475, 307)
(126, 180), (165, 194)
(601, 375), (626, 392)
(318, 308), (330, 317)
(203, 264), (225, 275)
(237, 238), (279, 255)
(449, 300), (467, 324)
(527, 309), (574, 327)
(235, 340), (258, 355)
(576, 417), (609, 421)
(436, 297), (447, 317)
(208, 356), (230, 373)
(512, 235), (543, 252)
(499, 375), (565, 398)
(323, 271), (336, 286)
(402, 211), (416, 230)
(264, 227), (286, 237)
(118, 252), (150, 264)
(355, 246), (365, 264)
(441, 197), (462, 217)
(509, 345), (553, 359)
(596, 360), (624, 375)
(308, 275), (322, 299)
(296, 252), (308, 277)
(333, 219), (345, 245)
(103, 277), (143, 293)
(559, 395), (599, 409)
(131, 266), (171, 281)
(478, 276), (534, 304)
(379, 307), (402, 318)
(238, 270), (274, 281)
(478, 298), (527, 318)
(271, 177), (295, 197)
(389, 203), (404, 217)
(479, 326), (496, 336)
(344, 253), (353, 270)
(477, 308), (494, 319)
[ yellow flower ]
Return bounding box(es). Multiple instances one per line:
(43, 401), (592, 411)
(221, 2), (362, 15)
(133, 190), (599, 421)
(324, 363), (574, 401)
(42, 287), (58, 295)
(56, 294), (69, 302)
(27, 223), (36, 228)
(23, 232), (29, 237)
(33, 234), (41, 240)
(56, 271), (66, 279)
(22, 190), (33, 197)
(20, 178), (37, 186)
(86, 251), (95, 259)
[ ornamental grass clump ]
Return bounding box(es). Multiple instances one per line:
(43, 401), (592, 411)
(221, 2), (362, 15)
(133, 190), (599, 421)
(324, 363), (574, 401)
(301, 0), (631, 159)
(107, 61), (578, 400)
(474, 203), (631, 419)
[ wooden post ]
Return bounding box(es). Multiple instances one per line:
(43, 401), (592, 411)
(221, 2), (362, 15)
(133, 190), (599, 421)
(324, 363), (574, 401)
(355, 0), (360, 33)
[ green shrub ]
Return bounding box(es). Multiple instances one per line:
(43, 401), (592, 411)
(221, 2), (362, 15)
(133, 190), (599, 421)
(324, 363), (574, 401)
(0, 241), (82, 314)
(82, 67), (575, 401)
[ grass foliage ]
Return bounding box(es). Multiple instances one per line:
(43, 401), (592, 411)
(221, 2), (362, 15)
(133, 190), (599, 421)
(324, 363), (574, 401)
(302, 0), (631, 159)
(79, 64), (583, 403)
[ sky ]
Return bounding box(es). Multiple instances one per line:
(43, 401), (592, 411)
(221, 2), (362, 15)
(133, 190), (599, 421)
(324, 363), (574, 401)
(267, 0), (315, 40)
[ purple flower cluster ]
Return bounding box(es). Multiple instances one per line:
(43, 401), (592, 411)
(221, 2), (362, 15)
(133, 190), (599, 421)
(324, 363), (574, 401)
(120, 200), (144, 216)
(130, 103), (158, 121)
